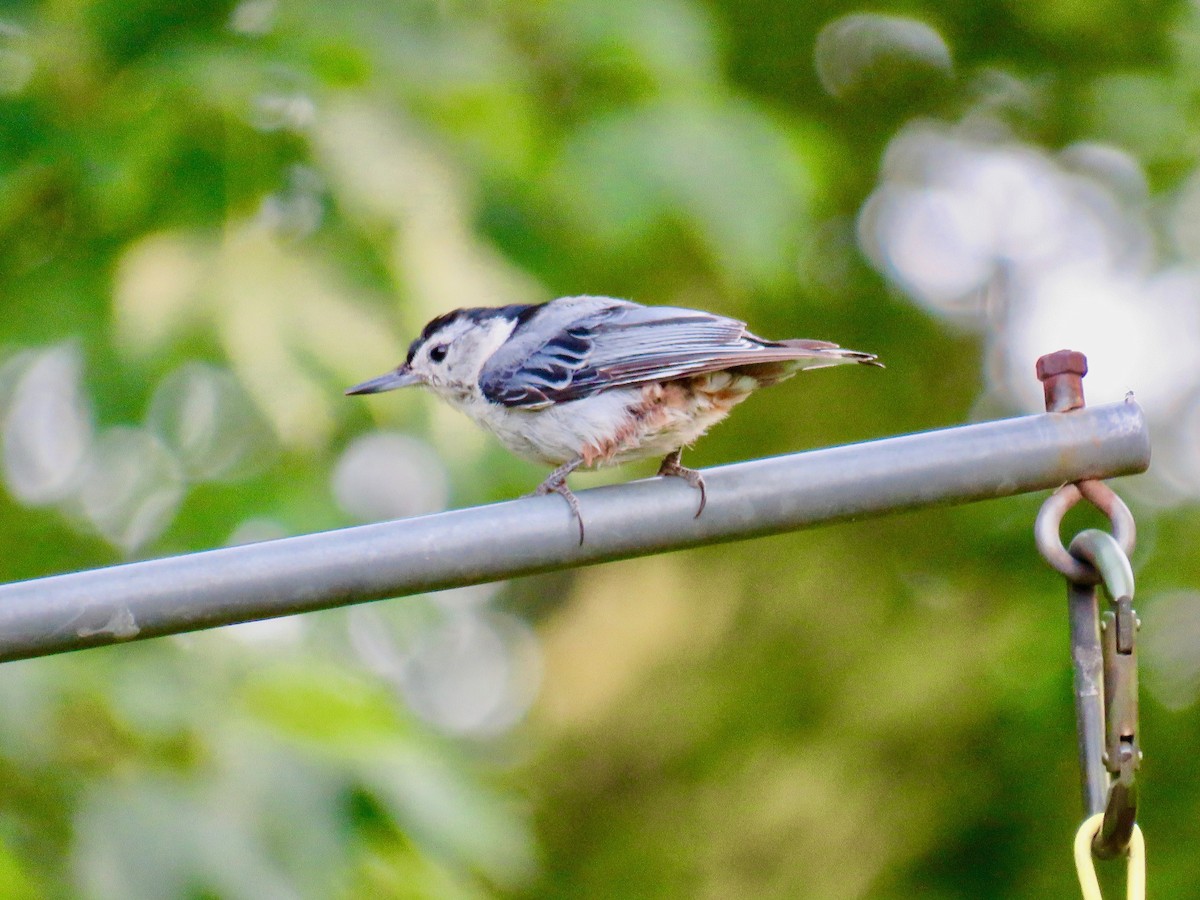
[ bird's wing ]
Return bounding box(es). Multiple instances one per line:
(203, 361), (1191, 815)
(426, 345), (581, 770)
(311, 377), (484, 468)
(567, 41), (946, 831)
(479, 298), (871, 408)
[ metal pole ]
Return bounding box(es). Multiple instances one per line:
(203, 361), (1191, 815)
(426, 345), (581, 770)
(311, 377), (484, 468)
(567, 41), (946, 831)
(0, 400), (1149, 662)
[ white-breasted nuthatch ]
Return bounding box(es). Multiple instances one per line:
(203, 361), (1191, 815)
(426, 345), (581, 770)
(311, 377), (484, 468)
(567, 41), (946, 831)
(347, 295), (881, 542)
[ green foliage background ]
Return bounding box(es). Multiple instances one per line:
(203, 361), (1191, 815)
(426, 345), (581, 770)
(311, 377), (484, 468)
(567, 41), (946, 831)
(0, 0), (1198, 897)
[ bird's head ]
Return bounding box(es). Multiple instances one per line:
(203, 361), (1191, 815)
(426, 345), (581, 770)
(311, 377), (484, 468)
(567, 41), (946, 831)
(345, 304), (539, 404)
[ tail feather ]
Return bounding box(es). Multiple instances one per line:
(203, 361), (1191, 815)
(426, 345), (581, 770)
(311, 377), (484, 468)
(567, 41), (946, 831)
(775, 339), (884, 370)
(727, 339), (882, 387)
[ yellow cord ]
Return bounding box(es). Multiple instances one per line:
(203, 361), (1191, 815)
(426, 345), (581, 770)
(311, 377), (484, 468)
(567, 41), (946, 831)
(1074, 813), (1146, 900)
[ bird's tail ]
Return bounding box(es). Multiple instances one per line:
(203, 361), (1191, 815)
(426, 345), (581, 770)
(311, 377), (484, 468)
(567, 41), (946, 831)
(725, 339), (882, 387)
(773, 339), (884, 370)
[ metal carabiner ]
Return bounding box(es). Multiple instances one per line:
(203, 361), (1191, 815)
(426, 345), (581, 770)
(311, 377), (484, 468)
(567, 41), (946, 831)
(1067, 528), (1140, 860)
(1068, 528), (1135, 609)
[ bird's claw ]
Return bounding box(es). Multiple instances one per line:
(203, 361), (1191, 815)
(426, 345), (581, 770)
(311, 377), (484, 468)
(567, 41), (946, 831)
(532, 458), (586, 544)
(657, 451), (707, 518)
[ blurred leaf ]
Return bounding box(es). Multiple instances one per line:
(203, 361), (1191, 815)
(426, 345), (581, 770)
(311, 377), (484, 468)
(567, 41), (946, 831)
(240, 662), (406, 747)
(0, 838), (40, 900)
(553, 98), (813, 288)
(362, 749), (537, 890)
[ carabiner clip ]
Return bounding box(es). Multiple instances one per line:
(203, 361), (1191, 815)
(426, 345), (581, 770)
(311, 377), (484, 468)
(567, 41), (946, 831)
(1068, 528), (1140, 859)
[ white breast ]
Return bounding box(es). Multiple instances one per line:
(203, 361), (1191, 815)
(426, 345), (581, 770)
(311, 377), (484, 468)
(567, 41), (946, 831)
(464, 389), (644, 466)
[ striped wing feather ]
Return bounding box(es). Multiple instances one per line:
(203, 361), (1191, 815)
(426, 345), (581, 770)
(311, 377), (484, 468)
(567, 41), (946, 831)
(479, 299), (872, 408)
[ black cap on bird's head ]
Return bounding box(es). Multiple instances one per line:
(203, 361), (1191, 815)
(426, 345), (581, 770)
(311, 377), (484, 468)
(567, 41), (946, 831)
(345, 303), (544, 397)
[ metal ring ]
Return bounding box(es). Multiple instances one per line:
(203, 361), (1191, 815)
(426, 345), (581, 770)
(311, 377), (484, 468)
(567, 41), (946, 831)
(1035, 480), (1137, 584)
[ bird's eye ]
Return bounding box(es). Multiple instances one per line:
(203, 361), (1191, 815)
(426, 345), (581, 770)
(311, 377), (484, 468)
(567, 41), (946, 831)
(429, 343), (448, 363)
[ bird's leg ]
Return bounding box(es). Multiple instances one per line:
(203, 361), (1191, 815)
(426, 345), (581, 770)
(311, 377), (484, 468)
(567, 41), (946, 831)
(657, 449), (706, 518)
(532, 457), (586, 544)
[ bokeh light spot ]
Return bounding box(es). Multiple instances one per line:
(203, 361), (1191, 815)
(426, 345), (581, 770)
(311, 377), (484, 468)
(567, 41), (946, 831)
(815, 13), (952, 99)
(1142, 591), (1200, 710)
(147, 362), (277, 483)
(333, 432), (449, 523)
(73, 428), (185, 554)
(1, 344), (93, 506)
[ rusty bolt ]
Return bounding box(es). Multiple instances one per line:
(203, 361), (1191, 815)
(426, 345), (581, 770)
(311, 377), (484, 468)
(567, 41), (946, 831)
(1036, 350), (1088, 413)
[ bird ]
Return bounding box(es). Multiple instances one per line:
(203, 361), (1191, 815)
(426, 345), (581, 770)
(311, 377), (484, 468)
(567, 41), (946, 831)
(346, 295), (881, 543)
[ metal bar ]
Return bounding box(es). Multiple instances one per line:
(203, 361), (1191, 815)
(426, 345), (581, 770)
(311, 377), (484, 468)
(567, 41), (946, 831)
(0, 399), (1150, 662)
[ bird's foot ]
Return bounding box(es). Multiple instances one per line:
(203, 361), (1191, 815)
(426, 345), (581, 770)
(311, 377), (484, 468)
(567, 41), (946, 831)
(530, 458), (586, 544)
(657, 450), (706, 518)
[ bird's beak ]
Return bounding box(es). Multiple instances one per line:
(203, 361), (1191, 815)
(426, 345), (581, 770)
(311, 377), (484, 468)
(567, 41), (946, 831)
(345, 365), (422, 395)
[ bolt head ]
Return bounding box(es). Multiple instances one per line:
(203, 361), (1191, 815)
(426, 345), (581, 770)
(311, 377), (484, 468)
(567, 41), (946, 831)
(1036, 350), (1088, 381)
